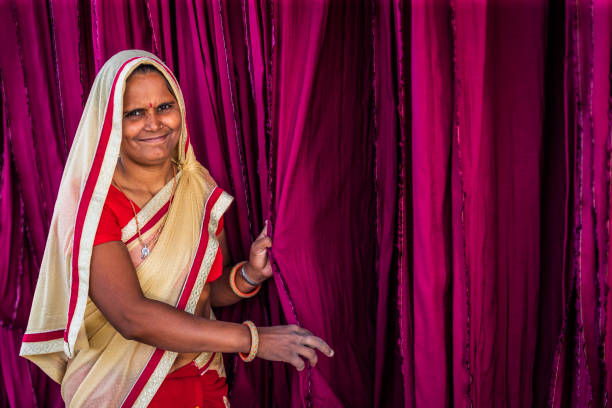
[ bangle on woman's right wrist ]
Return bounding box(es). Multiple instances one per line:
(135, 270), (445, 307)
(240, 320), (259, 362)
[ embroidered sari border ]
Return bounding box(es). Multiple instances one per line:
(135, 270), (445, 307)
(194, 351), (214, 370)
(121, 348), (166, 408)
(196, 353), (215, 373)
(177, 187), (222, 310)
(20, 337), (64, 356)
(184, 190), (233, 313)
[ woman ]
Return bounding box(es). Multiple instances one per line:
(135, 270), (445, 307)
(19, 50), (333, 407)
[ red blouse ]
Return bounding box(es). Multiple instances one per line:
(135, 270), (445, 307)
(94, 184), (224, 283)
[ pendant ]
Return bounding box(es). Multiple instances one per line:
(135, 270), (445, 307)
(141, 245), (150, 259)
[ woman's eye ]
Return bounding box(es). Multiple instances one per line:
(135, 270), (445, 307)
(125, 110), (142, 118)
(158, 103), (173, 111)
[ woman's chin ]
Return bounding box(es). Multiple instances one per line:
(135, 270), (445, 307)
(132, 151), (174, 167)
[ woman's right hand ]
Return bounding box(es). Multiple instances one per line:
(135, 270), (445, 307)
(257, 325), (334, 371)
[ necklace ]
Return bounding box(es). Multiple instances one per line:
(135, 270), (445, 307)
(113, 164), (177, 259)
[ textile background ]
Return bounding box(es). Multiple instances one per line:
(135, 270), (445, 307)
(0, 0), (611, 407)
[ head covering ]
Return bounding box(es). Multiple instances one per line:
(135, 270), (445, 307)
(20, 50), (233, 407)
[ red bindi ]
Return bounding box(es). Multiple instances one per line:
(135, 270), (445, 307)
(149, 102), (153, 108)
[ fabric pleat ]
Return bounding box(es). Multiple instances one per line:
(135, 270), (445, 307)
(1, 1), (612, 407)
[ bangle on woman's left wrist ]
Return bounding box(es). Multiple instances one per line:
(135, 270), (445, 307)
(230, 261), (261, 298)
(240, 264), (260, 286)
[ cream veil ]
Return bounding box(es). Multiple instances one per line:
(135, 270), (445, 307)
(19, 50), (233, 407)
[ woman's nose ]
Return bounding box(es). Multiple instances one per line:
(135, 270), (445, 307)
(144, 110), (163, 131)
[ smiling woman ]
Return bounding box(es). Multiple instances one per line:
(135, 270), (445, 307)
(19, 50), (333, 408)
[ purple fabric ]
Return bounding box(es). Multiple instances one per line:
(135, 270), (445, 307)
(0, 1), (612, 407)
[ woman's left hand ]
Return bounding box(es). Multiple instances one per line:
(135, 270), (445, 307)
(245, 220), (273, 284)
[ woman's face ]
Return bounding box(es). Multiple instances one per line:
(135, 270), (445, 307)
(121, 71), (181, 167)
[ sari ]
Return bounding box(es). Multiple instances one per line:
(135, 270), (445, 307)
(19, 50), (234, 407)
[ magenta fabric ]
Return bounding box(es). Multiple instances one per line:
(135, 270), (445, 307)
(0, 1), (612, 407)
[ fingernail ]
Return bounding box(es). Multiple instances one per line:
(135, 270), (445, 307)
(329, 350), (335, 357)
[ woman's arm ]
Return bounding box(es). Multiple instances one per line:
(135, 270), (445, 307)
(90, 241), (250, 353)
(89, 240), (333, 370)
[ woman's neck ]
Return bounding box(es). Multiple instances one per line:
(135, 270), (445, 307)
(114, 156), (174, 198)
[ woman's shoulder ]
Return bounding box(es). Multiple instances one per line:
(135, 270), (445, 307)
(93, 186), (138, 246)
(105, 185), (140, 228)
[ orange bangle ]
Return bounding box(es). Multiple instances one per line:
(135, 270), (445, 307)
(239, 320), (259, 362)
(230, 261), (261, 298)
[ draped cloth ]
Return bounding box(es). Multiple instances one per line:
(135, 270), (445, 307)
(2, 1), (612, 408)
(18, 50), (233, 407)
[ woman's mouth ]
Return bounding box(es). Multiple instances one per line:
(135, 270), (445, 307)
(138, 132), (170, 143)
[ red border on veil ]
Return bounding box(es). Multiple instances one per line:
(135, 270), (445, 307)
(22, 329), (64, 343)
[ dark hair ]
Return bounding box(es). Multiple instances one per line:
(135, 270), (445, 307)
(128, 64), (176, 98)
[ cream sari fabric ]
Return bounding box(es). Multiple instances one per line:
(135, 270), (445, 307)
(19, 50), (233, 407)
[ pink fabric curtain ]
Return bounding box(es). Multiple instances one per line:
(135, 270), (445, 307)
(0, 1), (611, 407)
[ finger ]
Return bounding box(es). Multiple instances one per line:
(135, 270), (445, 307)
(288, 324), (308, 335)
(302, 335), (334, 357)
(252, 237), (272, 253)
(256, 221), (268, 239)
(296, 345), (318, 367)
(261, 263), (274, 277)
(288, 353), (305, 371)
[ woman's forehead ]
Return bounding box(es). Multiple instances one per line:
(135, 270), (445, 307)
(123, 72), (177, 106)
